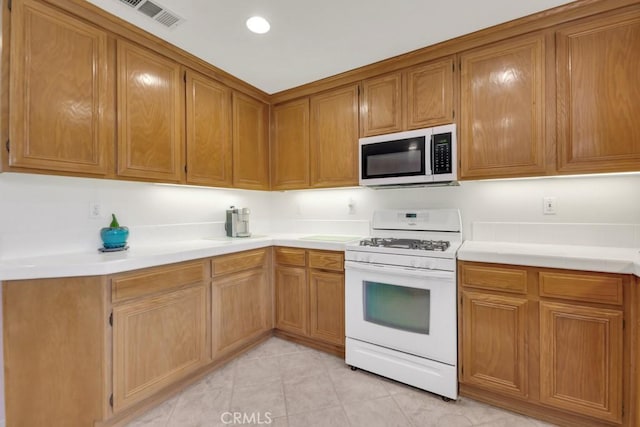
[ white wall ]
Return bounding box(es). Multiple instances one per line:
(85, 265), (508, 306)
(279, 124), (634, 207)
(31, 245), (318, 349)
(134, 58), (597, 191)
(270, 173), (640, 240)
(0, 173), (273, 260)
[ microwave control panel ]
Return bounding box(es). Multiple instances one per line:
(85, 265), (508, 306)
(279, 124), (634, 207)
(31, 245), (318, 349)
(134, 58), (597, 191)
(432, 132), (452, 174)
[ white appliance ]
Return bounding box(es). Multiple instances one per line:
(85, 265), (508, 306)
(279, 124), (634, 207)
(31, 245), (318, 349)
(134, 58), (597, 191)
(345, 209), (462, 400)
(359, 124), (457, 187)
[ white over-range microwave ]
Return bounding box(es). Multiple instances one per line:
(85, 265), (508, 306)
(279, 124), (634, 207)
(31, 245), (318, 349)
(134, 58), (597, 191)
(358, 124), (457, 187)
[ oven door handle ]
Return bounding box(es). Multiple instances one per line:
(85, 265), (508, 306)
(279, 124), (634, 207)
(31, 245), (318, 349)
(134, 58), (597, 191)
(345, 261), (454, 280)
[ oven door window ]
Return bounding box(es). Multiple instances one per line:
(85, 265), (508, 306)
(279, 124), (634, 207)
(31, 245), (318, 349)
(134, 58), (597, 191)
(361, 137), (425, 179)
(363, 281), (430, 334)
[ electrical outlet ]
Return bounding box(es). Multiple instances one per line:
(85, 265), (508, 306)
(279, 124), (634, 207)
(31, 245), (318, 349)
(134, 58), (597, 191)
(89, 202), (103, 219)
(543, 197), (557, 215)
(348, 197), (356, 215)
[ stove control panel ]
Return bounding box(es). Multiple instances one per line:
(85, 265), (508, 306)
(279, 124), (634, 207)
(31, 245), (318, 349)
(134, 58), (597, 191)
(345, 250), (456, 272)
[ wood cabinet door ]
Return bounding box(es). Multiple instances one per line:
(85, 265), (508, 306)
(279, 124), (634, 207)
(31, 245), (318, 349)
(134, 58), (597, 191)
(539, 301), (623, 423)
(271, 98), (310, 189)
(275, 265), (308, 335)
(112, 284), (209, 412)
(405, 57), (455, 129)
(232, 92), (270, 190)
(556, 10), (640, 174)
(460, 34), (547, 179)
(360, 73), (402, 137)
(185, 70), (232, 187)
(117, 40), (183, 182)
(310, 85), (359, 188)
(9, 0), (113, 175)
(309, 270), (344, 346)
(461, 290), (528, 399)
(212, 269), (270, 358)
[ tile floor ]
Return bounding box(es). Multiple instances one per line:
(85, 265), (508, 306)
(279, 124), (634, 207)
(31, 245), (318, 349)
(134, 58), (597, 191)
(126, 337), (556, 427)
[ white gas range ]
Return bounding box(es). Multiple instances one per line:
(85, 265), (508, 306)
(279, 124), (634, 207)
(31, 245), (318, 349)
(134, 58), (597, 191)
(344, 209), (462, 400)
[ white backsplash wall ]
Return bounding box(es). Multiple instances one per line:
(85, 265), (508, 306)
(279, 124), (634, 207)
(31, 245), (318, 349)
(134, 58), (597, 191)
(0, 173), (272, 260)
(270, 174), (640, 243)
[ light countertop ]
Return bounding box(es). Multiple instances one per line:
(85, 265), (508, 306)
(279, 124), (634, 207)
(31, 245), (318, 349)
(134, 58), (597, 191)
(0, 234), (362, 281)
(458, 240), (640, 277)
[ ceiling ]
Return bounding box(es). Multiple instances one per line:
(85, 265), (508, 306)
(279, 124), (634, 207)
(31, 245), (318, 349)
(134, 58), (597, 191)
(87, 0), (576, 94)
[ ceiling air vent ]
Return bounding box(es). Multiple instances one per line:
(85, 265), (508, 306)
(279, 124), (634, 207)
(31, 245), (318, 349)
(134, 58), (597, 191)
(114, 0), (184, 29)
(117, 0), (144, 7)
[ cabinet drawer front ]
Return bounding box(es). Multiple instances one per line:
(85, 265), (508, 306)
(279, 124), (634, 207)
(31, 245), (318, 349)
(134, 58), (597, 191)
(112, 261), (206, 303)
(459, 263), (527, 294)
(275, 247), (306, 267)
(539, 271), (624, 305)
(308, 250), (344, 272)
(212, 248), (267, 276)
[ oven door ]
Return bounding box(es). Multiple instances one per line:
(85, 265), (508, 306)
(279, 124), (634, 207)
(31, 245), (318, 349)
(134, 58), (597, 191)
(345, 260), (456, 366)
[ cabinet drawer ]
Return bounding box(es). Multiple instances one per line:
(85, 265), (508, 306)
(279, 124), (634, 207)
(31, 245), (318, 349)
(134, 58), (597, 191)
(459, 262), (527, 294)
(112, 261), (206, 303)
(212, 248), (267, 276)
(539, 270), (624, 305)
(275, 247), (306, 267)
(308, 250), (344, 272)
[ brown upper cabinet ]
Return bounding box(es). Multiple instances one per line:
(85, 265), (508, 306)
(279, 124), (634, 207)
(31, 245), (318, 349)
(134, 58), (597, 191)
(9, 0), (114, 175)
(232, 92), (270, 190)
(556, 9), (640, 174)
(117, 40), (184, 182)
(310, 85), (360, 188)
(185, 70), (233, 187)
(459, 34), (548, 179)
(360, 57), (455, 137)
(271, 98), (310, 190)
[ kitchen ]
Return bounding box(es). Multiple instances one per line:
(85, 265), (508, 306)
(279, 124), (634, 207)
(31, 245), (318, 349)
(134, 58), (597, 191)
(1, 0), (640, 426)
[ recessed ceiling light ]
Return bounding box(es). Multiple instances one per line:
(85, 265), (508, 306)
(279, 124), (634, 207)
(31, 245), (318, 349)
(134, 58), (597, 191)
(246, 16), (270, 34)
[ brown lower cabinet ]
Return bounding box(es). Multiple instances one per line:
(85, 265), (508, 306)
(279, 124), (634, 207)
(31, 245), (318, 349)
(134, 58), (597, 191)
(459, 261), (637, 427)
(274, 247), (345, 355)
(2, 249), (273, 427)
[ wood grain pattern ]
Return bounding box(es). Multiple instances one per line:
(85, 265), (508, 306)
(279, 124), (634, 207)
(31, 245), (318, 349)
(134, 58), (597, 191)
(112, 260), (206, 303)
(459, 33), (547, 179)
(274, 246), (307, 267)
(310, 85), (359, 188)
(3, 276), (109, 427)
(460, 262), (528, 294)
(539, 301), (623, 423)
(360, 72), (403, 136)
(308, 250), (344, 272)
(271, 98), (310, 189)
(185, 69), (233, 187)
(211, 248), (268, 276)
(274, 265), (308, 336)
(9, 0), (112, 175)
(112, 283), (209, 412)
(308, 270), (345, 346)
(117, 40), (183, 182)
(539, 270), (624, 305)
(461, 290), (529, 398)
(556, 9), (640, 173)
(212, 268), (270, 358)
(232, 91), (270, 190)
(405, 57), (455, 129)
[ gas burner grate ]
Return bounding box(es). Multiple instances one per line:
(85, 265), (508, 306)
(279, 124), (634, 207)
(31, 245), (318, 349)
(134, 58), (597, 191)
(359, 238), (450, 251)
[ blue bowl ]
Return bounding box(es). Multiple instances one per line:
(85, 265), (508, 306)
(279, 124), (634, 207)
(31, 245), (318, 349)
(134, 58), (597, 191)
(101, 227), (129, 249)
